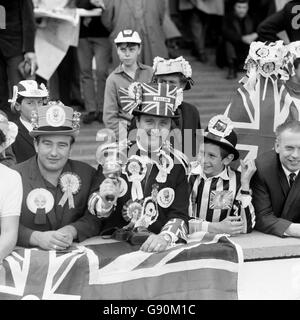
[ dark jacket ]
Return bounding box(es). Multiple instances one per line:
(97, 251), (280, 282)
(12, 118), (35, 163)
(223, 12), (256, 45)
(251, 150), (300, 237)
(258, 1), (300, 42)
(14, 156), (102, 247)
(91, 145), (189, 236)
(76, 0), (110, 38)
(0, 0), (35, 58)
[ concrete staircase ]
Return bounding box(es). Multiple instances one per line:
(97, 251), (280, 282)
(70, 49), (242, 167)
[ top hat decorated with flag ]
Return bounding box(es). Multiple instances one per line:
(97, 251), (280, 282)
(204, 115), (239, 160)
(30, 101), (81, 137)
(153, 56), (194, 90)
(9, 80), (48, 111)
(119, 82), (183, 119)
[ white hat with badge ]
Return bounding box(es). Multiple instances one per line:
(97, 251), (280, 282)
(114, 29), (142, 44)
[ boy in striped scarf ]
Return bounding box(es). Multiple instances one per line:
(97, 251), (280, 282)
(189, 115), (256, 235)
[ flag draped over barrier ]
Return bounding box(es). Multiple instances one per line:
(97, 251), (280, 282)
(0, 233), (242, 300)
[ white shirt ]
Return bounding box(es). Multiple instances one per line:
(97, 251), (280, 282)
(281, 165), (299, 186)
(19, 117), (33, 132)
(0, 164), (23, 218)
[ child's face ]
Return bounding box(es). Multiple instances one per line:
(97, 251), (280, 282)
(117, 44), (141, 67)
(16, 97), (44, 122)
(203, 143), (227, 178)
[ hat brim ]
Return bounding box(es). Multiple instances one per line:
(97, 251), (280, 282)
(18, 90), (48, 98)
(204, 135), (239, 161)
(132, 109), (180, 119)
(30, 128), (79, 137)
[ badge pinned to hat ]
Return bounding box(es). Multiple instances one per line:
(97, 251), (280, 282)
(204, 115), (239, 161)
(9, 80), (48, 111)
(30, 101), (81, 137)
(153, 56), (194, 90)
(243, 41), (294, 99)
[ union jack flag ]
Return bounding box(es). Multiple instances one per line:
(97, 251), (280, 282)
(225, 75), (300, 162)
(119, 83), (178, 117)
(0, 234), (242, 300)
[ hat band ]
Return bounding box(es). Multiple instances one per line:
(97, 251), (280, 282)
(204, 132), (235, 148)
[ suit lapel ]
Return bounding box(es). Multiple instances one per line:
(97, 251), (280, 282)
(281, 171), (300, 221)
(16, 118), (34, 146)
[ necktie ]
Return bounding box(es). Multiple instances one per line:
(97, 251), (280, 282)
(289, 172), (296, 188)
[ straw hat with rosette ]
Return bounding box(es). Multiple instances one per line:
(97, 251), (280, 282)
(118, 82), (183, 119)
(0, 112), (18, 153)
(204, 115), (240, 161)
(30, 101), (81, 138)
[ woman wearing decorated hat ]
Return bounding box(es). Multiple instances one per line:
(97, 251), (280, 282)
(9, 80), (48, 163)
(189, 114), (256, 236)
(0, 113), (22, 264)
(89, 82), (190, 252)
(14, 101), (102, 251)
(151, 56), (201, 160)
(103, 29), (153, 141)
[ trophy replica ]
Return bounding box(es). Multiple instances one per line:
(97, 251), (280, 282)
(95, 129), (127, 204)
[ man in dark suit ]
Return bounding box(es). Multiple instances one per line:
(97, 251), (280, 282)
(258, 0), (300, 42)
(222, 0), (258, 79)
(14, 101), (102, 250)
(251, 119), (300, 237)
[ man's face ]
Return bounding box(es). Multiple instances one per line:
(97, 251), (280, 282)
(136, 115), (171, 152)
(203, 143), (231, 177)
(35, 135), (73, 173)
(234, 3), (249, 19)
(117, 44), (141, 67)
(16, 97), (44, 122)
(156, 74), (183, 89)
(275, 129), (300, 172)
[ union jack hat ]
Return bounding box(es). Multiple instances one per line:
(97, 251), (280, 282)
(204, 115), (239, 160)
(119, 82), (183, 118)
(30, 101), (81, 137)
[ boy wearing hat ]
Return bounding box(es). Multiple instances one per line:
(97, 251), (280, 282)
(14, 101), (102, 250)
(152, 56), (201, 159)
(0, 113), (22, 263)
(189, 115), (256, 235)
(89, 82), (190, 252)
(9, 80), (48, 163)
(103, 30), (153, 141)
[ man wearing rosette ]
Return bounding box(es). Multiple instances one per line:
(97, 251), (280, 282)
(88, 82), (190, 253)
(14, 101), (102, 250)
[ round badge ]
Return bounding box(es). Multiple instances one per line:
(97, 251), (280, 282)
(118, 177), (128, 198)
(46, 105), (66, 127)
(256, 47), (269, 58)
(157, 187), (175, 208)
(26, 188), (54, 214)
(122, 200), (143, 223)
